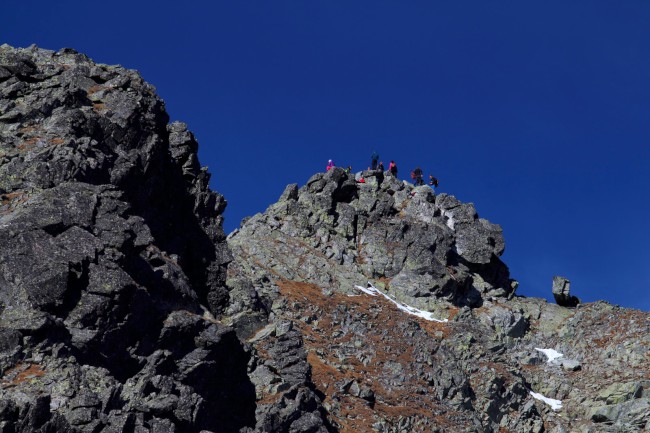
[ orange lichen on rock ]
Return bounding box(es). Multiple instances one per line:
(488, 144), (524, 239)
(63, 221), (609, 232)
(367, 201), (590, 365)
(87, 84), (106, 96)
(1, 363), (45, 389)
(276, 279), (464, 432)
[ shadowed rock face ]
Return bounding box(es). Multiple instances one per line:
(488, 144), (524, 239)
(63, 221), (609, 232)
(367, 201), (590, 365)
(2, 45), (649, 433)
(0, 45), (255, 433)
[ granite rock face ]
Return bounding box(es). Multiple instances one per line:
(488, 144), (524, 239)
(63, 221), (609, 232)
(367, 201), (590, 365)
(228, 169), (650, 432)
(0, 45), (329, 433)
(2, 45), (649, 433)
(229, 168), (514, 314)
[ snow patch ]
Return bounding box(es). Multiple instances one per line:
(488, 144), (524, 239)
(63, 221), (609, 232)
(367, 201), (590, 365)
(355, 285), (378, 297)
(354, 284), (448, 323)
(443, 210), (455, 231)
(530, 391), (562, 411)
(535, 348), (563, 363)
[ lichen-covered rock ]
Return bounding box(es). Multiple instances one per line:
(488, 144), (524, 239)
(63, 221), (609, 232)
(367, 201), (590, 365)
(227, 168), (650, 432)
(2, 44), (649, 433)
(228, 167), (515, 313)
(0, 44), (254, 433)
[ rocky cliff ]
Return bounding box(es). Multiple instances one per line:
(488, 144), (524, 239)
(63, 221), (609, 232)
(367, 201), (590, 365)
(0, 45), (648, 433)
(227, 169), (649, 433)
(0, 44), (250, 432)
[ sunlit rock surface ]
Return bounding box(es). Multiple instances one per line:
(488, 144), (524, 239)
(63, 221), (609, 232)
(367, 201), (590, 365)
(1, 45), (648, 433)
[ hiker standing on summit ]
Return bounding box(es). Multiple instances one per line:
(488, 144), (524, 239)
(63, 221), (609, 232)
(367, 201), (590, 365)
(326, 159), (335, 171)
(371, 151), (379, 170)
(411, 166), (424, 186)
(388, 160), (398, 176)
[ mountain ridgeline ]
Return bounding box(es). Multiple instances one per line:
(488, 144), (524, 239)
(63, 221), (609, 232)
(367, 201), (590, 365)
(0, 45), (648, 433)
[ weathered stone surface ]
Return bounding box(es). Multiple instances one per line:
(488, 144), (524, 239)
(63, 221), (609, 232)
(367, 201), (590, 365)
(0, 45), (255, 433)
(229, 166), (516, 315)
(2, 44), (649, 433)
(479, 304), (529, 339)
(227, 166), (650, 432)
(552, 275), (580, 307)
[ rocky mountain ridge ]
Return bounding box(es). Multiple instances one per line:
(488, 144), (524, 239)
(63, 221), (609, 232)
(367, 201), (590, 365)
(227, 167), (649, 433)
(0, 45), (648, 433)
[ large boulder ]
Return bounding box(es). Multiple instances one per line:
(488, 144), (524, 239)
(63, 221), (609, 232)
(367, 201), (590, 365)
(552, 276), (580, 307)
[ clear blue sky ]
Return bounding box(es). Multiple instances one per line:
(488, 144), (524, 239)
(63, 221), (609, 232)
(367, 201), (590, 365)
(3, 1), (649, 310)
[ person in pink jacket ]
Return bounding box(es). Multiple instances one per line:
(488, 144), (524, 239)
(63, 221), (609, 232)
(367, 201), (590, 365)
(326, 159), (335, 171)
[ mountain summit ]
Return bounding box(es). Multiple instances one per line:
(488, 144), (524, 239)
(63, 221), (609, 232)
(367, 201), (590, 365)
(0, 45), (648, 433)
(227, 167), (649, 432)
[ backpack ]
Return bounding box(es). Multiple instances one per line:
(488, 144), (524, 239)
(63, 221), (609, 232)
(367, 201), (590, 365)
(410, 171), (416, 179)
(432, 177), (439, 187)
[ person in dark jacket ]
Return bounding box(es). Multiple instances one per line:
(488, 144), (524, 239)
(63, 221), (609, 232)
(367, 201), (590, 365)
(378, 161), (385, 171)
(371, 151), (379, 170)
(411, 167), (424, 186)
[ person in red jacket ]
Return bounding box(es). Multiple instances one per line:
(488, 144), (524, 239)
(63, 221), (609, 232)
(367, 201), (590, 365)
(388, 160), (398, 176)
(326, 159), (334, 171)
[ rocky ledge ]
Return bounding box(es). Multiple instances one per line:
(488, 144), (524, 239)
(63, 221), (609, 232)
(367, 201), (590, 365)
(1, 45), (648, 433)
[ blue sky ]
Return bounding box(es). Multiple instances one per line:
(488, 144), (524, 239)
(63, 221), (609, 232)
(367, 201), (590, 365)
(3, 1), (649, 310)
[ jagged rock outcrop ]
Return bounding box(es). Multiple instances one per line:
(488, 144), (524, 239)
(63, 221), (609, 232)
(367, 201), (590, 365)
(228, 168), (514, 315)
(2, 45), (648, 433)
(0, 45), (328, 433)
(227, 168), (650, 432)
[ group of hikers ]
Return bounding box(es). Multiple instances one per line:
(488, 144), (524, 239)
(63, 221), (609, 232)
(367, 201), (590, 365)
(326, 151), (439, 188)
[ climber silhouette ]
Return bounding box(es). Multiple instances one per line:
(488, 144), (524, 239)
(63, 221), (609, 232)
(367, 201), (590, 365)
(371, 151), (379, 170)
(411, 167), (424, 186)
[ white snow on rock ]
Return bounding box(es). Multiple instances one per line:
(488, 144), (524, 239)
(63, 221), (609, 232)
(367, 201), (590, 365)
(535, 348), (564, 363)
(443, 210), (455, 231)
(530, 391), (563, 411)
(355, 285), (378, 297)
(354, 284), (448, 323)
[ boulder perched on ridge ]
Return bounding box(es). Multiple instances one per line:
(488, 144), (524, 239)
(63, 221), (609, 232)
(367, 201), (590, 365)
(552, 275), (580, 307)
